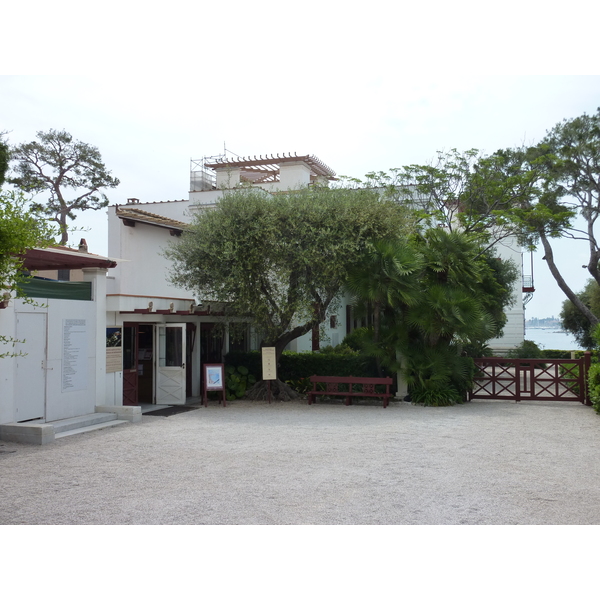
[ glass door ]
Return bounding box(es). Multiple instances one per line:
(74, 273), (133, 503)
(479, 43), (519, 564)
(155, 324), (186, 405)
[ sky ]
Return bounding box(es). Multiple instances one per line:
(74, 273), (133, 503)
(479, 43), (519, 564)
(2, 2), (600, 324)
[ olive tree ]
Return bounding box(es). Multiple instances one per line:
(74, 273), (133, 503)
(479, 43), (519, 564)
(166, 185), (414, 399)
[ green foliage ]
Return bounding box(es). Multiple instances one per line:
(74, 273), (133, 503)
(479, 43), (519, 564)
(348, 110), (600, 337)
(0, 189), (55, 358)
(477, 250), (519, 338)
(345, 229), (512, 406)
(0, 335), (26, 360)
(224, 349), (379, 387)
(588, 362), (600, 414)
(10, 129), (119, 245)
(0, 189), (54, 289)
(225, 364), (256, 401)
(401, 341), (474, 406)
(285, 377), (312, 394)
(507, 340), (543, 359)
(225, 351), (262, 381)
(560, 279), (600, 349)
(167, 186), (414, 361)
(493, 110), (600, 330)
(341, 327), (373, 351)
(0, 133), (9, 186)
(410, 386), (463, 408)
(540, 349), (573, 359)
(280, 350), (379, 380)
(317, 343), (358, 355)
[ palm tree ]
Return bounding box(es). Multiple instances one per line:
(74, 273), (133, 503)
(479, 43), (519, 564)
(344, 238), (423, 345)
(346, 229), (501, 405)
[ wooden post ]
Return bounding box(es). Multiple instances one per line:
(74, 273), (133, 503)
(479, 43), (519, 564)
(584, 351), (592, 406)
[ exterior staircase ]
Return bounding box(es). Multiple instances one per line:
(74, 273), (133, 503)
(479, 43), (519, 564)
(53, 412), (129, 439)
(0, 405), (142, 445)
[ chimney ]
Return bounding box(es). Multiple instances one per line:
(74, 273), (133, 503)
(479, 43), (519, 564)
(78, 238), (88, 253)
(127, 198), (140, 204)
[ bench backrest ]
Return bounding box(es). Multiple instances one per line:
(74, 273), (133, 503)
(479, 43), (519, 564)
(309, 375), (393, 385)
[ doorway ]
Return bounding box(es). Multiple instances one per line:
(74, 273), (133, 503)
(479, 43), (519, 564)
(15, 312), (47, 421)
(122, 323), (154, 405)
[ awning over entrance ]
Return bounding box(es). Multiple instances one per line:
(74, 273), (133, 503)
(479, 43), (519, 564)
(22, 246), (118, 271)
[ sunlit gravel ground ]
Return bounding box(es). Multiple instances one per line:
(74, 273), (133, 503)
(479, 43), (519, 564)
(1, 399), (599, 524)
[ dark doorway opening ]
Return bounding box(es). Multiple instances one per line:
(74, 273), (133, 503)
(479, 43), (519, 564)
(122, 322), (155, 405)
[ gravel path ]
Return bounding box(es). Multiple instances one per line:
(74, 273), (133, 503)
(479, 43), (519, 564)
(1, 399), (599, 524)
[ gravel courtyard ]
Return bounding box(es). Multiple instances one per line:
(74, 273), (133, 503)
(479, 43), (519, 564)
(1, 399), (599, 525)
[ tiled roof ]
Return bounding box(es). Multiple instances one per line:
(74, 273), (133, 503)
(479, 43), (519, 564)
(22, 247), (118, 271)
(115, 207), (188, 231)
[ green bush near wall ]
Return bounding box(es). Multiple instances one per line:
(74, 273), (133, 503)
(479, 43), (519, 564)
(224, 350), (381, 391)
(279, 351), (379, 380)
(225, 351), (262, 381)
(540, 349), (573, 359)
(588, 362), (600, 414)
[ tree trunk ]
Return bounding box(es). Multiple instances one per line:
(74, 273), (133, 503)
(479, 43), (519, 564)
(540, 232), (599, 327)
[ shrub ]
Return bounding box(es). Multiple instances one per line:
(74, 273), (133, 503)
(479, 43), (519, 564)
(225, 365), (256, 401)
(507, 340), (543, 359)
(540, 349), (573, 359)
(225, 351), (262, 381)
(588, 362), (600, 414)
(410, 386), (462, 407)
(279, 350), (379, 380)
(225, 349), (380, 387)
(318, 343), (359, 355)
(341, 327), (372, 352)
(403, 345), (472, 406)
(285, 377), (313, 394)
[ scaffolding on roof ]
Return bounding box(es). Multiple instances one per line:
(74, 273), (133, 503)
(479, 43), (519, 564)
(190, 147), (242, 192)
(190, 149), (337, 190)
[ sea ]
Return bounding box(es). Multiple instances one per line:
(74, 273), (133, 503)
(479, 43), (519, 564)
(524, 328), (584, 351)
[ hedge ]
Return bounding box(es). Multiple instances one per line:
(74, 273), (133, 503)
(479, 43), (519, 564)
(225, 350), (380, 382)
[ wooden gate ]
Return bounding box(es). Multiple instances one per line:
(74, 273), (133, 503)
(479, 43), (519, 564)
(469, 353), (592, 404)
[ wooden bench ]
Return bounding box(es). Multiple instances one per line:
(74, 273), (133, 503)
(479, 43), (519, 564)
(307, 375), (394, 408)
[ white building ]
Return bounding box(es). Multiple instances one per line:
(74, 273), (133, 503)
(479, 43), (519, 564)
(0, 246), (140, 444)
(486, 235), (528, 353)
(104, 153), (340, 407)
(104, 151), (528, 407)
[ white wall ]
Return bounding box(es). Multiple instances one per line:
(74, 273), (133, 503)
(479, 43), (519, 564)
(0, 303), (17, 424)
(0, 269), (109, 424)
(488, 235), (525, 351)
(108, 205), (193, 300)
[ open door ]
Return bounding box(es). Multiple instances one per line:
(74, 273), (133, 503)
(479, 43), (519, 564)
(156, 324), (187, 405)
(122, 323), (139, 406)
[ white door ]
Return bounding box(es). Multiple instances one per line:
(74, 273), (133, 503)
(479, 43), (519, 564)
(155, 324), (186, 405)
(15, 313), (47, 422)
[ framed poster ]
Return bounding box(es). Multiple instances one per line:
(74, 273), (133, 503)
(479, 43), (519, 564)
(106, 327), (123, 374)
(204, 363), (224, 390)
(203, 363), (226, 407)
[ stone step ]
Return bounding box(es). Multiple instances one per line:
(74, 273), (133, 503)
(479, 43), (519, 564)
(52, 412), (117, 433)
(54, 419), (129, 439)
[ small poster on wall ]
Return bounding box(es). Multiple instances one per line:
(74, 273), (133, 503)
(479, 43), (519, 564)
(261, 347), (277, 381)
(106, 327), (123, 373)
(62, 319), (88, 392)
